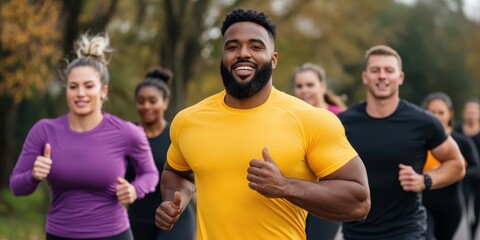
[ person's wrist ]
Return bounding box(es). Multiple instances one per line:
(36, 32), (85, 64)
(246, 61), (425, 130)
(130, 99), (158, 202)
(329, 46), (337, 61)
(423, 174), (432, 191)
(31, 170), (40, 181)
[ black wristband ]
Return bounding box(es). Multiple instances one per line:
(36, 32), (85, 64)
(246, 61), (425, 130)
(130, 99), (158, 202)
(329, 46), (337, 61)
(424, 174), (432, 190)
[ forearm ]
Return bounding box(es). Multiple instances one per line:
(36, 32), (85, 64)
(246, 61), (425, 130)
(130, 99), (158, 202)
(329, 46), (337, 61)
(9, 170), (41, 196)
(129, 141), (160, 199)
(428, 136), (466, 189)
(428, 159), (465, 190)
(283, 178), (370, 221)
(131, 170), (159, 199)
(160, 170), (195, 212)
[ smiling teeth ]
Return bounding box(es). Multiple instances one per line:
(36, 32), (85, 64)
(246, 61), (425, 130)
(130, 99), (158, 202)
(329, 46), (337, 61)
(235, 66), (253, 70)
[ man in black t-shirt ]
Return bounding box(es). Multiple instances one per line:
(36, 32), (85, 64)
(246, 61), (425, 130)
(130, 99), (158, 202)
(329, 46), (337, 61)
(338, 45), (465, 240)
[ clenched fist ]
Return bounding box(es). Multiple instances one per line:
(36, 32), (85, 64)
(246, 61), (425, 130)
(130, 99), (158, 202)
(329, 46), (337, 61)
(116, 177), (137, 205)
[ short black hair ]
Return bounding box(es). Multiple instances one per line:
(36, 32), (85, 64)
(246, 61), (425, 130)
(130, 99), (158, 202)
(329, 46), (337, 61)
(221, 8), (276, 41)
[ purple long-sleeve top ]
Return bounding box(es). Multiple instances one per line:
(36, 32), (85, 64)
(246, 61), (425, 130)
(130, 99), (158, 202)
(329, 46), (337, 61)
(9, 113), (159, 238)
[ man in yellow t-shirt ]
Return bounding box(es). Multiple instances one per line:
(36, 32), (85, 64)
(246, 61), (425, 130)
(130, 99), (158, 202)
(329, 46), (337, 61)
(155, 8), (371, 240)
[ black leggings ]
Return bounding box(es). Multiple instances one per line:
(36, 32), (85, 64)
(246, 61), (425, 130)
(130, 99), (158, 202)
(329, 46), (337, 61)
(130, 203), (196, 240)
(46, 229), (133, 240)
(423, 183), (463, 240)
(305, 214), (340, 240)
(463, 179), (480, 239)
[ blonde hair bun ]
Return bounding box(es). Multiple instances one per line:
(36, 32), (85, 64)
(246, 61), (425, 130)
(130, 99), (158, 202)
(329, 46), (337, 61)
(75, 33), (114, 65)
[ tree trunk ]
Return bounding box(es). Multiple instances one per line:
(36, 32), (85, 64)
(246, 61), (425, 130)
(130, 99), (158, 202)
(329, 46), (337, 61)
(0, 96), (18, 189)
(161, 0), (210, 119)
(61, 0), (84, 57)
(61, 0), (119, 56)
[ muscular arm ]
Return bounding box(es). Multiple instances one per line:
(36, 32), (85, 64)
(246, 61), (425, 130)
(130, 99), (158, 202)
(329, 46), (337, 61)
(428, 136), (466, 189)
(160, 162), (195, 209)
(247, 148), (370, 222)
(285, 156), (370, 221)
(400, 137), (465, 192)
(156, 162), (195, 230)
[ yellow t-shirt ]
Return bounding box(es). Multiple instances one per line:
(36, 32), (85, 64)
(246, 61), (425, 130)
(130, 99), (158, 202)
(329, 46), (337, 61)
(168, 88), (358, 240)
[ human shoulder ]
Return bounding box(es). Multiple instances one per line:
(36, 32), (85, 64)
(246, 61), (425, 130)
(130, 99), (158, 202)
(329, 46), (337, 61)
(337, 101), (366, 120)
(104, 113), (133, 129)
(103, 113), (145, 139)
(452, 130), (475, 147)
(452, 130), (479, 167)
(397, 99), (426, 115)
(272, 89), (314, 110)
(398, 99), (425, 113)
(272, 91), (345, 133)
(31, 115), (67, 132)
(398, 99), (440, 124)
(172, 91), (224, 123)
(22, 115), (67, 147)
(273, 90), (333, 119)
(398, 100), (448, 149)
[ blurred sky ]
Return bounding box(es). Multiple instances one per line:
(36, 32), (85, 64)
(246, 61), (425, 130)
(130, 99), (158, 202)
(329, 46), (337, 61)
(395, 0), (480, 22)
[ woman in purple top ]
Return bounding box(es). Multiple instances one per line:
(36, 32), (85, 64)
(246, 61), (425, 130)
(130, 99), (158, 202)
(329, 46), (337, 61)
(293, 62), (346, 240)
(9, 33), (159, 240)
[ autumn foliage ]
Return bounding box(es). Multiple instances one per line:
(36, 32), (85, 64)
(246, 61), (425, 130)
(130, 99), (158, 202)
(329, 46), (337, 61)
(0, 0), (62, 103)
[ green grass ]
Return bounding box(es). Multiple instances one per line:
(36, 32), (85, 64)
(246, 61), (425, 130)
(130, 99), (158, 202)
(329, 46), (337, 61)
(0, 187), (47, 240)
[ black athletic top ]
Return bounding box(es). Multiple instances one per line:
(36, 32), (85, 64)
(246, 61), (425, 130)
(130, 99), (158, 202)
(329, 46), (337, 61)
(126, 123), (171, 222)
(339, 99), (447, 239)
(452, 131), (480, 179)
(454, 126), (480, 181)
(455, 126), (480, 149)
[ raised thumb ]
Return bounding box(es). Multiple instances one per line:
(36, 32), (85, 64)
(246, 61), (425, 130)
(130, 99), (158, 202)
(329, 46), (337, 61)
(44, 143), (51, 158)
(172, 191), (182, 207)
(262, 147), (275, 163)
(399, 163), (409, 169)
(117, 177), (126, 184)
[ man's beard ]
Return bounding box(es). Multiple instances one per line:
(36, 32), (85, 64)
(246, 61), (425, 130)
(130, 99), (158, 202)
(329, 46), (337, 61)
(220, 61), (272, 99)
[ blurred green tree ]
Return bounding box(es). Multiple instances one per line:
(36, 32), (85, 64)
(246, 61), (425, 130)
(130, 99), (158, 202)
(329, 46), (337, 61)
(383, 0), (478, 114)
